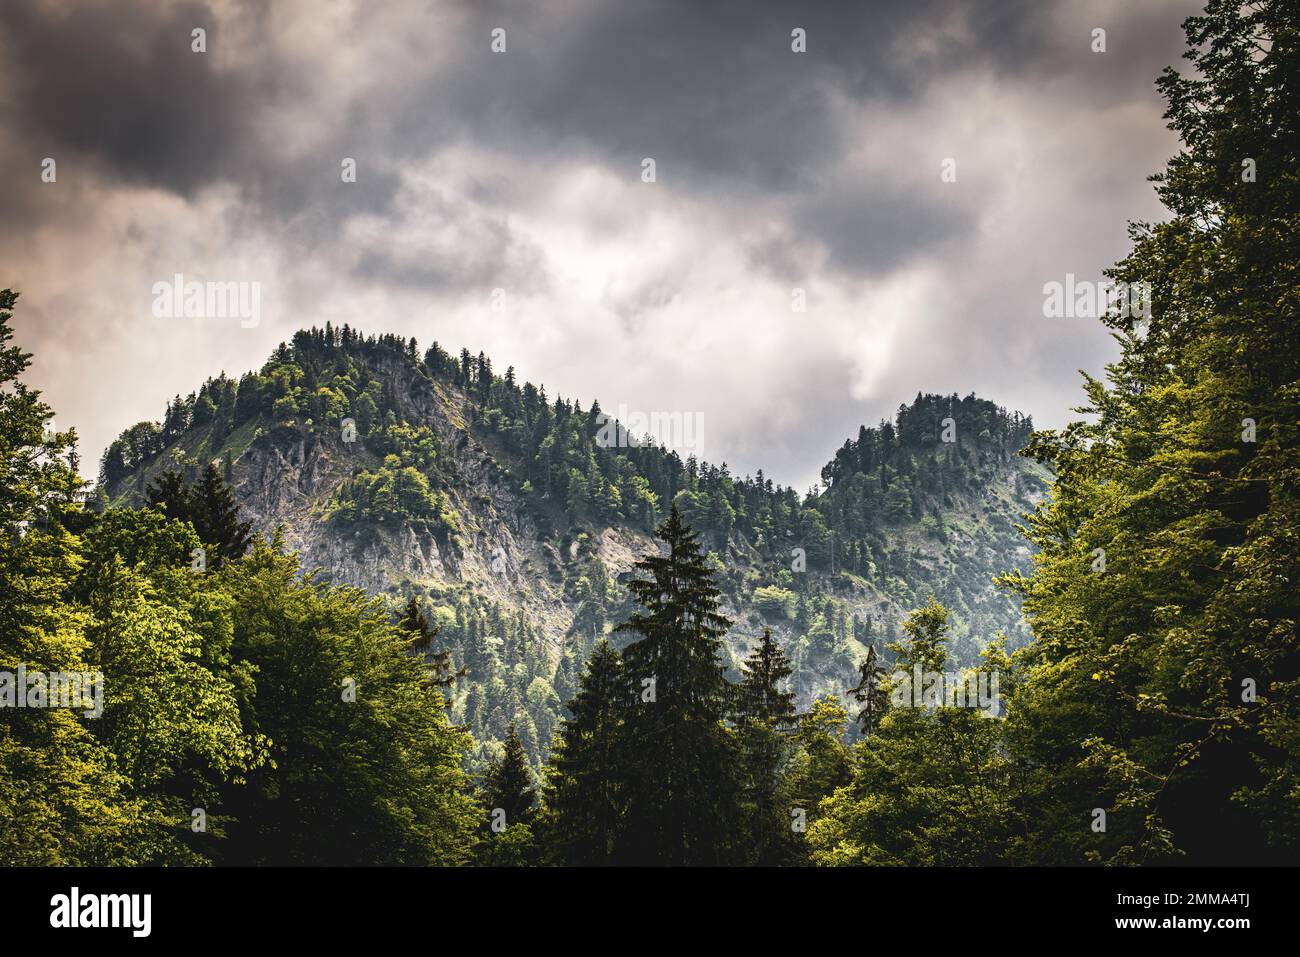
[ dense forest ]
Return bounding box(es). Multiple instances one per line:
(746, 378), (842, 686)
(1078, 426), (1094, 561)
(2, 0), (1296, 865)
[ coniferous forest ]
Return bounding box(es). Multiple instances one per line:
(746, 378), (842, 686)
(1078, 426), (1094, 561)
(1, 0), (1298, 894)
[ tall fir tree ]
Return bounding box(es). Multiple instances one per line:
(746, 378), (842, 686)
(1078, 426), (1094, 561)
(144, 469), (190, 516)
(482, 724), (536, 829)
(735, 628), (799, 865)
(479, 724), (539, 865)
(540, 640), (626, 864)
(147, 464), (251, 565)
(735, 627), (797, 726)
(192, 462), (253, 563)
(615, 504), (742, 864)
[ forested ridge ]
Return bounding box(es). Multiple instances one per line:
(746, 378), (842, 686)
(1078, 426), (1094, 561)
(2, 0), (1297, 866)
(92, 311), (1045, 774)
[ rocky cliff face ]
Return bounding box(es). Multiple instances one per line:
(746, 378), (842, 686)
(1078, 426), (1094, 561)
(226, 365), (655, 648)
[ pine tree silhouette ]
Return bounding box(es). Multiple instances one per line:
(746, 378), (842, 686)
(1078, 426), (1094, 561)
(736, 627), (796, 728)
(147, 463), (252, 565)
(483, 724), (536, 829)
(543, 640), (626, 864)
(615, 504), (741, 864)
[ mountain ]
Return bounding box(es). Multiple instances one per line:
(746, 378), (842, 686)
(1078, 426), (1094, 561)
(97, 326), (1050, 766)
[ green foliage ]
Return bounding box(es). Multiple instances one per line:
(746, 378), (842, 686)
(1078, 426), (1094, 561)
(146, 464), (252, 565)
(211, 537), (480, 865)
(0, 289), (161, 865)
(477, 822), (536, 866)
(782, 695), (853, 843)
(328, 459), (450, 532)
(752, 584), (796, 619)
(1, 297), (480, 865)
(999, 0), (1300, 865)
(808, 601), (1012, 865)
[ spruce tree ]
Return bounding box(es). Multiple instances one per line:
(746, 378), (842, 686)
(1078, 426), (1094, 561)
(482, 724), (536, 829)
(397, 595), (463, 689)
(615, 504), (741, 864)
(846, 643), (890, 735)
(192, 462), (252, 562)
(147, 464), (251, 565)
(145, 469), (191, 517)
(735, 628), (798, 864)
(736, 628), (796, 726)
(541, 640), (626, 864)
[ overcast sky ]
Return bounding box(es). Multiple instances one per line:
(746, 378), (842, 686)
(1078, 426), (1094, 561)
(1, 0), (1202, 490)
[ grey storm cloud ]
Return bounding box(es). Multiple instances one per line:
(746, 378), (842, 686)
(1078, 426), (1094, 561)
(2, 0), (1144, 260)
(0, 0), (1206, 488)
(0, 0), (260, 197)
